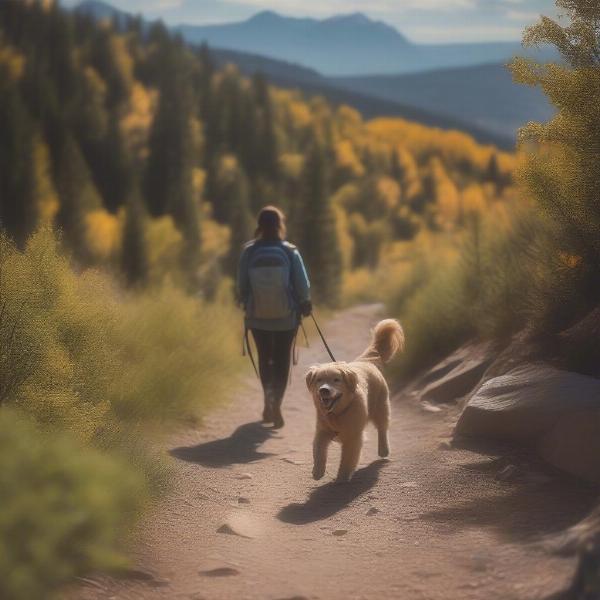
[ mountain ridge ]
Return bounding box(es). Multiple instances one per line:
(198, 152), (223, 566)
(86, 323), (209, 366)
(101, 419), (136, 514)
(75, 0), (552, 77)
(73, 0), (555, 148)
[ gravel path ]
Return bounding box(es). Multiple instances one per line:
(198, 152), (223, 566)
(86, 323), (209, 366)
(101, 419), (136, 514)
(76, 304), (595, 600)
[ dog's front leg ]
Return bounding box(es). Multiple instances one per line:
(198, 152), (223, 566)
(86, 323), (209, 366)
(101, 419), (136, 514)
(313, 428), (332, 480)
(336, 434), (363, 483)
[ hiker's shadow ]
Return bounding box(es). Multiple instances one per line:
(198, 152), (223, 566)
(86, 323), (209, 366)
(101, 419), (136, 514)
(277, 459), (388, 525)
(170, 421), (275, 468)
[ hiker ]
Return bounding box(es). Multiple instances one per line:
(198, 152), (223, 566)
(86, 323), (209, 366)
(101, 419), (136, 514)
(237, 206), (312, 428)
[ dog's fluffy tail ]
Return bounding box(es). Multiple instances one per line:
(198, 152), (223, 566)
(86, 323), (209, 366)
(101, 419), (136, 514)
(356, 319), (404, 368)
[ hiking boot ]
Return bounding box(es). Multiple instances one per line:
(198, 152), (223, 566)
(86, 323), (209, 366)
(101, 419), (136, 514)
(262, 388), (274, 423)
(262, 403), (274, 423)
(272, 404), (284, 429)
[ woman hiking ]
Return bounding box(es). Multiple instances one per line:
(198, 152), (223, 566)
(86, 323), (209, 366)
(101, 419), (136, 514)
(237, 206), (312, 428)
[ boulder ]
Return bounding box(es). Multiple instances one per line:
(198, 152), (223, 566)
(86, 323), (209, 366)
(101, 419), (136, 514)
(537, 410), (600, 484)
(559, 304), (600, 377)
(455, 363), (600, 448)
(416, 341), (495, 404)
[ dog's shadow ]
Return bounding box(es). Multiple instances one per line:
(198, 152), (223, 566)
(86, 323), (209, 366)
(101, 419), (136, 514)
(170, 421), (275, 468)
(277, 459), (388, 525)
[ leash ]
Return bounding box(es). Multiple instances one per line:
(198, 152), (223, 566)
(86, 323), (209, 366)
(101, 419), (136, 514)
(242, 312), (336, 379)
(311, 313), (337, 362)
(242, 326), (259, 378)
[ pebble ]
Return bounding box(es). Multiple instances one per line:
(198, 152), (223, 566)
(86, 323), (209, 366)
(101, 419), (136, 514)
(238, 496), (251, 504)
(199, 567), (240, 577)
(332, 529), (348, 536)
(236, 473), (253, 480)
(366, 507), (380, 516)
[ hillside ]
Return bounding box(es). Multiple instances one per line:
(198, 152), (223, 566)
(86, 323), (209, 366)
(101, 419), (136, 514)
(334, 62), (555, 139)
(211, 49), (513, 148)
(1, 0), (514, 296)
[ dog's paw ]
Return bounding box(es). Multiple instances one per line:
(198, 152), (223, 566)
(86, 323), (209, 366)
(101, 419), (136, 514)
(378, 438), (390, 458)
(335, 473), (353, 484)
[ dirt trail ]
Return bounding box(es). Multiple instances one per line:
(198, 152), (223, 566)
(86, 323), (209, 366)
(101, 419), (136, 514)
(77, 305), (596, 600)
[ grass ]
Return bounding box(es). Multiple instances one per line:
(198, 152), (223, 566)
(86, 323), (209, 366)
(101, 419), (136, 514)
(385, 200), (590, 379)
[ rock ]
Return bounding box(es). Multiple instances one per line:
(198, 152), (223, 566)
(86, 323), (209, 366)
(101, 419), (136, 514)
(455, 364), (600, 442)
(480, 330), (545, 382)
(281, 457), (304, 465)
(238, 496), (251, 504)
(199, 567), (240, 577)
(420, 402), (443, 413)
(554, 504), (600, 555)
(332, 529), (348, 536)
(217, 513), (261, 539)
(419, 342), (495, 404)
(456, 363), (600, 484)
(366, 507), (380, 516)
(551, 505), (600, 600)
(236, 473), (253, 480)
(537, 410), (600, 484)
(559, 304), (600, 376)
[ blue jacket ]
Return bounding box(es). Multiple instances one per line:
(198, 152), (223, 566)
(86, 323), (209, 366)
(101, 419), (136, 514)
(237, 239), (311, 331)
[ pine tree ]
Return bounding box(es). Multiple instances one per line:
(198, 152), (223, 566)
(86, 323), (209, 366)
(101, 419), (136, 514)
(300, 140), (342, 307)
(121, 188), (149, 287)
(143, 40), (201, 285)
(215, 156), (253, 276)
(0, 80), (37, 248)
(510, 0), (600, 313)
(485, 152), (508, 195)
(252, 73), (279, 181)
(54, 135), (102, 262)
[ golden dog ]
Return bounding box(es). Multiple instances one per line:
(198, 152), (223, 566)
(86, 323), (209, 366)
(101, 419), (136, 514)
(305, 319), (404, 483)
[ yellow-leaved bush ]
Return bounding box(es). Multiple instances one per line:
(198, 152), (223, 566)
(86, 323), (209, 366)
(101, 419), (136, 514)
(0, 227), (245, 597)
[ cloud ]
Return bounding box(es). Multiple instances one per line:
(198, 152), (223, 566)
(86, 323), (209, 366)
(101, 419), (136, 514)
(506, 9), (542, 21)
(81, 0), (185, 10)
(222, 0), (477, 16)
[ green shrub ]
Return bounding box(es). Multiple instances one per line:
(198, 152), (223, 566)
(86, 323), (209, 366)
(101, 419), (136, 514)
(387, 204), (563, 377)
(0, 228), (243, 436)
(0, 410), (146, 600)
(393, 252), (474, 376)
(0, 227), (245, 595)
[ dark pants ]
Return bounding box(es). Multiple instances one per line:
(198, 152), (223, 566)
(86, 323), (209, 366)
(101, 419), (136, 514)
(251, 328), (296, 408)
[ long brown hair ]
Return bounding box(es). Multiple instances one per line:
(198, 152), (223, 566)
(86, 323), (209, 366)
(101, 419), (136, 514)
(255, 206), (287, 241)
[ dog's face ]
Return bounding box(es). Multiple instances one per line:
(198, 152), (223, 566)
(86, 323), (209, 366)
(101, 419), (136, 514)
(305, 363), (358, 413)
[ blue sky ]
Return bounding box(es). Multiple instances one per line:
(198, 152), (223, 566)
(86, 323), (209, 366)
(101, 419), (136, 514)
(64, 0), (558, 43)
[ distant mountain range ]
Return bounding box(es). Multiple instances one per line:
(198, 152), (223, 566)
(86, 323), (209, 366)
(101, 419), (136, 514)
(175, 10), (556, 77)
(77, 1), (556, 77)
(211, 48), (512, 147)
(334, 63), (554, 139)
(74, 1), (557, 148)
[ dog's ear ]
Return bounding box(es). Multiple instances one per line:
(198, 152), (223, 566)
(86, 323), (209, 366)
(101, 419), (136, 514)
(305, 366), (318, 391)
(340, 367), (358, 392)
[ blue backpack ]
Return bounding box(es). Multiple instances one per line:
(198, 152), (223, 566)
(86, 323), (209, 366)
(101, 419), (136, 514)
(246, 242), (296, 320)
